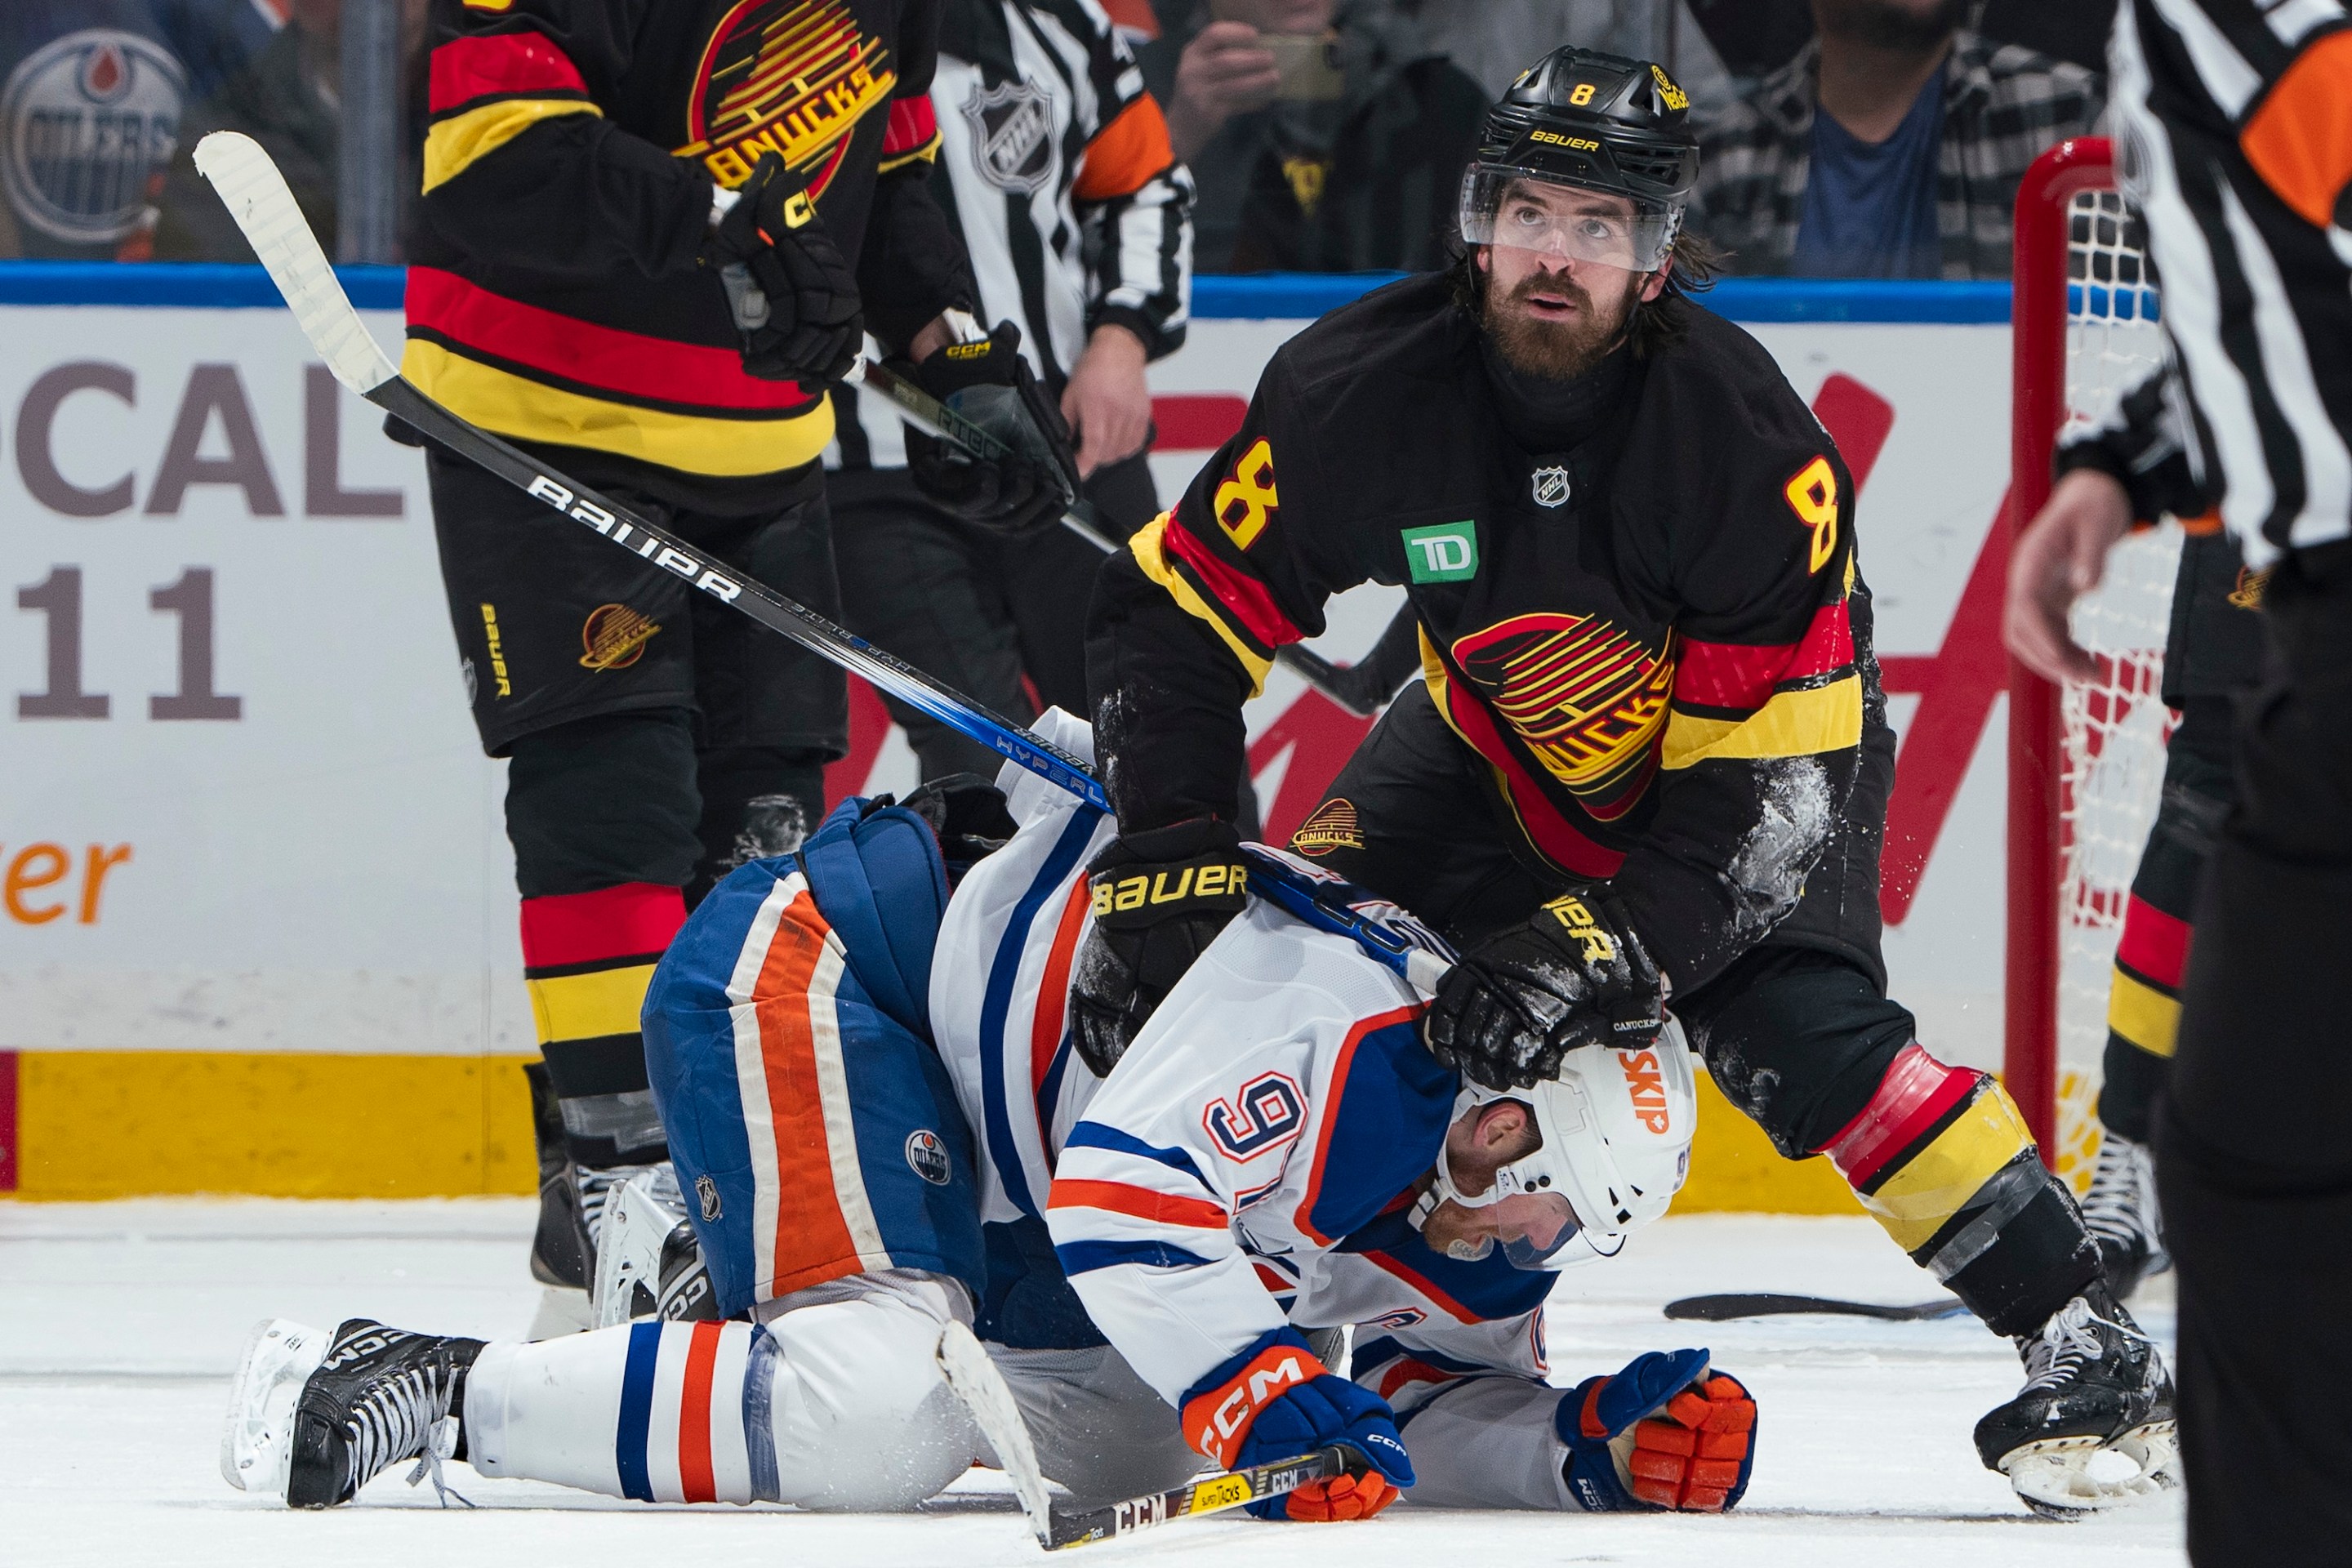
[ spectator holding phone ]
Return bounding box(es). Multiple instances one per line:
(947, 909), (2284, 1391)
(1142, 0), (1486, 271)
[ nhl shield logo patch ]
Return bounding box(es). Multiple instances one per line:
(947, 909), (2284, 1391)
(1530, 466), (1573, 509)
(963, 79), (1055, 194)
(695, 1174), (723, 1223)
(905, 1129), (952, 1186)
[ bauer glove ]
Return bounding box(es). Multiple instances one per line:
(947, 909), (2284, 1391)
(1423, 890), (1663, 1089)
(1558, 1348), (1756, 1512)
(1068, 818), (1246, 1076)
(1185, 1329), (1415, 1521)
(897, 322), (1083, 537)
(702, 151), (863, 383)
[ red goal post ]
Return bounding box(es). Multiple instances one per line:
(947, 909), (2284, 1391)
(2007, 138), (2182, 1182)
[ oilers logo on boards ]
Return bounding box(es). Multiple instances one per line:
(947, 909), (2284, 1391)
(963, 78), (1055, 194)
(1530, 465), (1573, 509)
(905, 1129), (952, 1185)
(2, 30), (185, 247)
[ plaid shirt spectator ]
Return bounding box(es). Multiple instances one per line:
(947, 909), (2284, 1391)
(1692, 31), (2103, 280)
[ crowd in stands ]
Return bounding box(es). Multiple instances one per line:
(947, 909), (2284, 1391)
(0, 1), (2113, 280)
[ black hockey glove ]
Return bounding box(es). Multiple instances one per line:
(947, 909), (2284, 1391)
(702, 151), (863, 383)
(896, 322), (1082, 537)
(1423, 892), (1664, 1090)
(1068, 818), (1249, 1076)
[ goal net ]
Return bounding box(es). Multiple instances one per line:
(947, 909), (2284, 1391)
(2011, 143), (2181, 1192)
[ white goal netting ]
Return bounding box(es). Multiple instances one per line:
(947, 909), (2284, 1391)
(2049, 189), (2181, 1191)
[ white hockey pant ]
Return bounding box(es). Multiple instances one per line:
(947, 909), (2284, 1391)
(462, 1269), (1199, 1511)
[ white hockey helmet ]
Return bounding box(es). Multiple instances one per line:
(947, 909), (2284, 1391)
(1425, 1018), (1698, 1268)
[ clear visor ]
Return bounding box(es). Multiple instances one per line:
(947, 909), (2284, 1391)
(1459, 167), (1682, 272)
(1426, 1191), (1583, 1271)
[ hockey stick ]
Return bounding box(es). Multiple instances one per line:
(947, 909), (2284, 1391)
(1664, 1292), (1967, 1322)
(1045, 1446), (1348, 1549)
(853, 359), (1379, 715)
(193, 132), (1445, 997)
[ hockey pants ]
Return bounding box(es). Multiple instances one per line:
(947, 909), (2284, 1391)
(1298, 683), (2096, 1338)
(2159, 545), (2352, 1566)
(463, 1268), (1202, 1510)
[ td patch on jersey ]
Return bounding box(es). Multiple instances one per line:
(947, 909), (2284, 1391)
(905, 1129), (953, 1185)
(963, 79), (1055, 194)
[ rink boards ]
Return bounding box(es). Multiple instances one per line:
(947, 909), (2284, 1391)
(0, 270), (2021, 1205)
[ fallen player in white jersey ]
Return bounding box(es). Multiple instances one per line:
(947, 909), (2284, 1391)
(220, 712), (1756, 1522)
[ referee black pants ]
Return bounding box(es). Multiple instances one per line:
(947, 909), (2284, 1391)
(2161, 543), (2352, 1566)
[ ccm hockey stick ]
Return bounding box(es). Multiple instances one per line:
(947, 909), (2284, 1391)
(193, 132), (1445, 997)
(1045, 1445), (1348, 1549)
(1664, 1292), (1966, 1322)
(851, 358), (1379, 715)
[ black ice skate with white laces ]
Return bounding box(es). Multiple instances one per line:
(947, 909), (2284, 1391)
(2080, 1133), (2171, 1300)
(220, 1316), (483, 1508)
(1973, 1281), (2176, 1517)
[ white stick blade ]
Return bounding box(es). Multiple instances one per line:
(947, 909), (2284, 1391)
(938, 1319), (1054, 1544)
(193, 131), (398, 395)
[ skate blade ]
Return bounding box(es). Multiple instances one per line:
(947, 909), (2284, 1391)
(220, 1318), (327, 1498)
(2002, 1421), (2179, 1518)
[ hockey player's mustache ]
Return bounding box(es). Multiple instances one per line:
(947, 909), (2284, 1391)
(1506, 267), (1592, 314)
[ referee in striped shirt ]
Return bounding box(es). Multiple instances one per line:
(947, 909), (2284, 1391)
(2007, 4), (2352, 1557)
(826, 0), (1193, 783)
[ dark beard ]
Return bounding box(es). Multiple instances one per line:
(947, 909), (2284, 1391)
(1815, 0), (1970, 51)
(1481, 268), (1637, 381)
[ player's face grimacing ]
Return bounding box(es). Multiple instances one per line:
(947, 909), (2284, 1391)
(1420, 1100), (1582, 1267)
(1476, 180), (1668, 381)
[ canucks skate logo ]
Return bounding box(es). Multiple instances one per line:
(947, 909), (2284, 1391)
(963, 79), (1055, 194)
(1449, 612), (1673, 820)
(679, 0), (897, 196)
(2, 30), (185, 247)
(905, 1129), (951, 1186)
(1530, 466), (1572, 509)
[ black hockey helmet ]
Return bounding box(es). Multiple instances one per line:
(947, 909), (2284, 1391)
(1460, 47), (1700, 273)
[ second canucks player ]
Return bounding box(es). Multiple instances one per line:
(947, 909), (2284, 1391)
(1076, 45), (2175, 1515)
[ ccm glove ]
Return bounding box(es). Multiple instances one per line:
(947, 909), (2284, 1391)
(1558, 1348), (1756, 1512)
(897, 322), (1082, 537)
(1423, 890), (1663, 1089)
(702, 151), (863, 382)
(1187, 1330), (1414, 1521)
(1068, 818), (1246, 1076)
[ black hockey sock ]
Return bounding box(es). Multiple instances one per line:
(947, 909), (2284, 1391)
(1937, 1160), (2103, 1338)
(688, 746), (831, 908)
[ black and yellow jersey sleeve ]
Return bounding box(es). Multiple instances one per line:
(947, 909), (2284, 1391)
(1608, 342), (1869, 992)
(405, 0), (968, 493)
(1085, 321), (1393, 826)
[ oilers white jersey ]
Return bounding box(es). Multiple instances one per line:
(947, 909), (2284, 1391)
(930, 712), (1601, 1510)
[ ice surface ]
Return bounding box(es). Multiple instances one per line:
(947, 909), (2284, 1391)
(0, 1200), (2185, 1566)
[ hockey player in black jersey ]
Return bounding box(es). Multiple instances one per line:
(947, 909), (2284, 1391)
(1077, 46), (2175, 1516)
(405, 0), (1077, 1316)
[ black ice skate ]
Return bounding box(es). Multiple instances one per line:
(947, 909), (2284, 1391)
(1973, 1283), (2176, 1517)
(524, 1061), (589, 1290)
(590, 1165), (720, 1327)
(2080, 1133), (2171, 1300)
(221, 1317), (483, 1508)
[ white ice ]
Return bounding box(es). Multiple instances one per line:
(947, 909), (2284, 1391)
(0, 1201), (2186, 1566)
